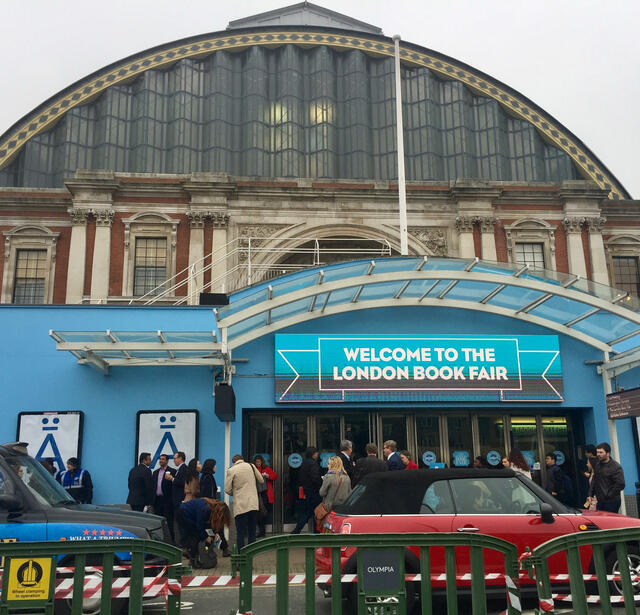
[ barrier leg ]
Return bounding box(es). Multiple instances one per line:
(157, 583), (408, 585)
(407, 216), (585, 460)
(305, 547), (316, 615)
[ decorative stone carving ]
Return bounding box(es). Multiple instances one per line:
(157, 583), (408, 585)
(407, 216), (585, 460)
(477, 216), (498, 233)
(68, 208), (90, 225)
(238, 224), (290, 263)
(210, 211), (230, 228)
(585, 216), (606, 233)
(408, 228), (448, 256)
(187, 211), (207, 229)
(562, 217), (585, 234)
(92, 209), (115, 227)
(455, 216), (475, 233)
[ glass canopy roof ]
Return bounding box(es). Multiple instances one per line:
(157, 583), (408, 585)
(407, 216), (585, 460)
(215, 256), (640, 354)
(49, 329), (223, 373)
(51, 257), (640, 376)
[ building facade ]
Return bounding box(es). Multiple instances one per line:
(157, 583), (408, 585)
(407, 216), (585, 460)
(1, 4), (639, 527)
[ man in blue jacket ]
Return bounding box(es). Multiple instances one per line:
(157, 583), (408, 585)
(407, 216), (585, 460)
(55, 457), (93, 503)
(383, 440), (404, 471)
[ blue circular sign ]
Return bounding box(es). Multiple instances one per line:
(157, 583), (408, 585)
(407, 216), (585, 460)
(288, 453), (302, 468)
(554, 450), (565, 466)
(486, 450), (502, 466)
(422, 451), (437, 465)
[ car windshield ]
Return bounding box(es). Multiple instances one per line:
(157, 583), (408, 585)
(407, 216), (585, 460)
(1, 455), (75, 506)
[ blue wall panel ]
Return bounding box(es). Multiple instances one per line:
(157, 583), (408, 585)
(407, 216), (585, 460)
(1, 303), (636, 504)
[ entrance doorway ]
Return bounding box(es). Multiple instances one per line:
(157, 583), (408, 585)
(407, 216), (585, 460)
(244, 410), (583, 533)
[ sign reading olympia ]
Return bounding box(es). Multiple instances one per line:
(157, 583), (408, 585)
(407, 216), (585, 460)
(5, 557), (54, 601)
(275, 334), (563, 403)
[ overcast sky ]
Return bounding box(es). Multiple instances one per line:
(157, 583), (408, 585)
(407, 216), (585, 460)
(1, 0), (638, 197)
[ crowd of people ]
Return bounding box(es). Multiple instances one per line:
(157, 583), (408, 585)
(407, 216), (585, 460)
(41, 438), (625, 567)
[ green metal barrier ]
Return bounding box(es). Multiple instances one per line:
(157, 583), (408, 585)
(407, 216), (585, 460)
(230, 532), (522, 615)
(520, 525), (640, 615)
(0, 538), (184, 615)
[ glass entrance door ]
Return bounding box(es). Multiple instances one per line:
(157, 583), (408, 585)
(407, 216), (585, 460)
(281, 415), (307, 527)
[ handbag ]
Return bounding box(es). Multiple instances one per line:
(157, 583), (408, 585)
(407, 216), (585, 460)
(195, 539), (218, 569)
(315, 474), (344, 524)
(314, 501), (330, 524)
(251, 463), (268, 518)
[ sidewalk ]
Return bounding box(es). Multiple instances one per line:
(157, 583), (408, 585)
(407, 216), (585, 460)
(187, 531), (308, 576)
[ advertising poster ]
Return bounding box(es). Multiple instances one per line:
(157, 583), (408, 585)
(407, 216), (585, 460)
(17, 411), (83, 474)
(136, 410), (198, 470)
(275, 334), (563, 403)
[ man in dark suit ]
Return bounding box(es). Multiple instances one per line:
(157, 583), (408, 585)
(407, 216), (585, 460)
(383, 440), (404, 471)
(352, 443), (388, 486)
(168, 451), (187, 545)
(337, 439), (355, 482)
(152, 453), (175, 536)
(126, 452), (153, 512)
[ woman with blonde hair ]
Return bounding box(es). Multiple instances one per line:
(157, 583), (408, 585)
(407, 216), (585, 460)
(319, 456), (352, 515)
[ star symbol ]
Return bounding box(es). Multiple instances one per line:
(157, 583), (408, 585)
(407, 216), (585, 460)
(100, 530), (106, 536)
(83, 529), (89, 536)
(116, 530), (122, 536)
(108, 530), (114, 536)
(91, 530), (98, 536)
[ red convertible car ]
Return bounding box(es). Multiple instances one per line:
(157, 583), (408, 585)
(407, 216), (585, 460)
(316, 469), (640, 609)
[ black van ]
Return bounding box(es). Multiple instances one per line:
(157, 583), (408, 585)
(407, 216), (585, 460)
(0, 442), (172, 614)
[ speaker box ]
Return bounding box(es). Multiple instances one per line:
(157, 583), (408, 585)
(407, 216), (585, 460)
(199, 293), (229, 306)
(214, 383), (236, 422)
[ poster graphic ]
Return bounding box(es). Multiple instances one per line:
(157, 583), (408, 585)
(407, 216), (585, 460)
(275, 334), (563, 403)
(136, 410), (198, 470)
(17, 412), (83, 474)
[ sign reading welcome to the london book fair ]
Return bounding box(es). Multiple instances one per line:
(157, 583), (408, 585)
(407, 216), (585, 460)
(275, 334), (563, 403)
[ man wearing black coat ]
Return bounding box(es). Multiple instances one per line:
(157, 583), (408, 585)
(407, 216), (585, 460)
(337, 439), (355, 482)
(152, 454), (175, 535)
(352, 443), (388, 487)
(544, 452), (567, 503)
(168, 451), (187, 545)
(292, 447), (322, 534)
(127, 452), (154, 512)
(588, 442), (626, 513)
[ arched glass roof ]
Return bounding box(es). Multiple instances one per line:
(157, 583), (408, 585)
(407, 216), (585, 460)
(216, 256), (640, 353)
(0, 26), (629, 198)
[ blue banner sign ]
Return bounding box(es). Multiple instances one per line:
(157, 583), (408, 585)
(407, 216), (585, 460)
(275, 334), (563, 403)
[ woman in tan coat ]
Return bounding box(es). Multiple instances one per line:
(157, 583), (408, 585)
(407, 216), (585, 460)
(224, 454), (264, 549)
(319, 456), (352, 516)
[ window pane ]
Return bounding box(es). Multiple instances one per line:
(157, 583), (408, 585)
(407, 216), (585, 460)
(477, 415), (505, 467)
(612, 256), (640, 296)
(515, 242), (545, 268)
(450, 477), (542, 514)
(421, 481), (455, 514)
(416, 415), (441, 468)
(13, 250), (47, 304)
(447, 415), (473, 467)
(133, 238), (167, 295)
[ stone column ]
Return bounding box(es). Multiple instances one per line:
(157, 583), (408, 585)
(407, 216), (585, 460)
(187, 211), (206, 305)
(210, 211), (230, 293)
(65, 209), (90, 303)
(478, 216), (498, 262)
(586, 217), (609, 285)
(90, 209), (114, 303)
(455, 216), (476, 258)
(563, 217), (587, 278)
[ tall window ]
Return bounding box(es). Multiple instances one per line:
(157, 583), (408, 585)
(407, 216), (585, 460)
(515, 242), (545, 269)
(612, 256), (640, 296)
(13, 250), (47, 304)
(133, 238), (167, 296)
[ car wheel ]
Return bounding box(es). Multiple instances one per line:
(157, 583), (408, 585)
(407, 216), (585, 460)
(342, 550), (420, 615)
(605, 544), (640, 597)
(54, 557), (127, 615)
